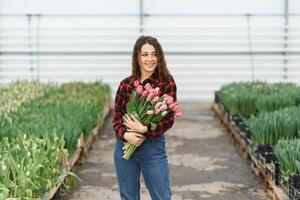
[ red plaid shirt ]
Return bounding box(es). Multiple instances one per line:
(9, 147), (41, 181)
(112, 71), (177, 140)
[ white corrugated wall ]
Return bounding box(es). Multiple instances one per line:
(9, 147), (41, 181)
(0, 0), (300, 102)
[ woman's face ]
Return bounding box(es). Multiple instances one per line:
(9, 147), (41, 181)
(139, 43), (158, 75)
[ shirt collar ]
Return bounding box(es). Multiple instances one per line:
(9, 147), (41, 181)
(140, 70), (160, 86)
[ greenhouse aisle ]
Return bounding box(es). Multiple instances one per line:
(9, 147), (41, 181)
(58, 103), (267, 200)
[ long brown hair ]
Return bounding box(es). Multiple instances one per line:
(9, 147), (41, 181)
(131, 35), (170, 80)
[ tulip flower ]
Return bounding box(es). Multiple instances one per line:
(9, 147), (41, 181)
(159, 104), (168, 112)
(163, 94), (174, 105)
(154, 109), (160, 115)
(146, 93), (155, 102)
(169, 102), (177, 110)
(134, 80), (140, 88)
(173, 105), (180, 111)
(154, 102), (163, 110)
(142, 90), (148, 97)
(175, 110), (183, 117)
(153, 87), (160, 96)
(147, 110), (154, 115)
(161, 111), (168, 116)
(136, 85), (143, 95)
(151, 96), (159, 104)
(145, 83), (152, 91)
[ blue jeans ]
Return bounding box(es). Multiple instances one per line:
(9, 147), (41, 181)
(114, 135), (171, 200)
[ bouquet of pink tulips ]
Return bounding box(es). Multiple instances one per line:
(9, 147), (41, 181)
(122, 81), (182, 159)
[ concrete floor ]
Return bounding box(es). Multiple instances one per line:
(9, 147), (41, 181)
(58, 103), (268, 200)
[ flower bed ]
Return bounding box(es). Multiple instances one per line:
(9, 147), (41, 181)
(0, 81), (111, 199)
(216, 81), (300, 199)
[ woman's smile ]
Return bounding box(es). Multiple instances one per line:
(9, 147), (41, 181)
(139, 43), (158, 74)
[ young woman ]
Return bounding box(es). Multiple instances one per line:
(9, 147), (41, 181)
(112, 35), (177, 200)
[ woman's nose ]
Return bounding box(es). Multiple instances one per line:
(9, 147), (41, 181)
(146, 55), (153, 61)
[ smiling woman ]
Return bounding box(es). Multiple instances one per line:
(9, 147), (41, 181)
(112, 35), (178, 200)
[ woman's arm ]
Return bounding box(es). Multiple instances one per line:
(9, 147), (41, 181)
(112, 81), (127, 140)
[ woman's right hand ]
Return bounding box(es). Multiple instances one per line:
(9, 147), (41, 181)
(124, 131), (146, 146)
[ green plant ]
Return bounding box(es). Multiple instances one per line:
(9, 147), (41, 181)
(0, 134), (67, 198)
(0, 81), (111, 198)
(274, 139), (300, 180)
(245, 106), (300, 148)
(218, 81), (300, 116)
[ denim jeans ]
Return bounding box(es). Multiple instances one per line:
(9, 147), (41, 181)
(114, 135), (172, 200)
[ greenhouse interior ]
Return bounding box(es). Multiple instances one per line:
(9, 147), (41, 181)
(1, 0), (300, 199)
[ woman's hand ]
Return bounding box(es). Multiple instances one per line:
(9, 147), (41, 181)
(123, 114), (148, 134)
(124, 131), (146, 146)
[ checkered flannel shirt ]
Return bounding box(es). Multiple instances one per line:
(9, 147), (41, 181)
(112, 71), (177, 140)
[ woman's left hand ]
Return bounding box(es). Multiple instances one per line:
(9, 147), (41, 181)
(123, 114), (148, 134)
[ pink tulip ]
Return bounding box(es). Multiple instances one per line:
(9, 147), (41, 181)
(175, 110), (183, 117)
(169, 102), (177, 110)
(153, 87), (160, 96)
(148, 88), (154, 93)
(154, 109), (160, 114)
(166, 98), (173, 105)
(136, 85), (143, 95)
(163, 94), (168, 99)
(154, 102), (162, 110)
(146, 89), (155, 100)
(151, 96), (159, 104)
(134, 80), (140, 88)
(174, 106), (180, 113)
(159, 104), (168, 111)
(146, 93), (154, 102)
(145, 83), (152, 91)
(164, 95), (174, 105)
(173, 105), (180, 111)
(142, 90), (148, 97)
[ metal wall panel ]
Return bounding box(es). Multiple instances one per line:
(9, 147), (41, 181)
(0, 0), (300, 102)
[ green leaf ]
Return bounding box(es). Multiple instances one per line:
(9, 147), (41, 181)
(150, 122), (157, 131)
